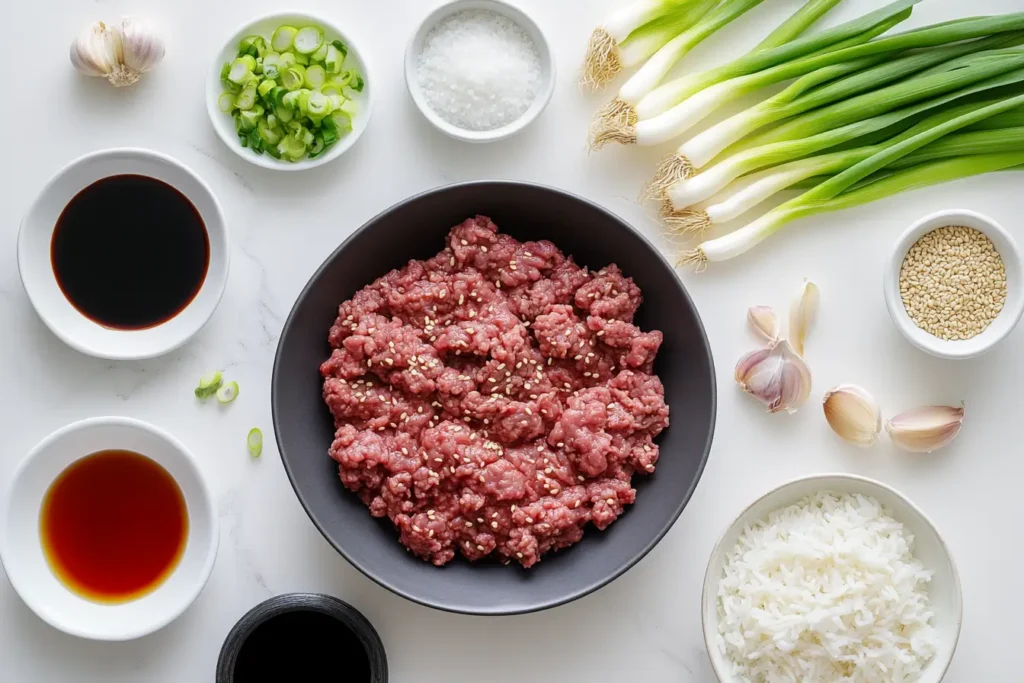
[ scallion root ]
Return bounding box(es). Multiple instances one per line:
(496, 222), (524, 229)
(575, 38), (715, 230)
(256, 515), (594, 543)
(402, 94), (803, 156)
(662, 208), (711, 237)
(580, 28), (622, 92)
(677, 248), (708, 271)
(640, 153), (694, 202)
(588, 98), (638, 150)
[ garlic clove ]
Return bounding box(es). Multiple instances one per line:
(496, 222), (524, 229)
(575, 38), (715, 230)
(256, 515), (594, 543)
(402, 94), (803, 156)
(823, 384), (882, 448)
(119, 17), (165, 75)
(789, 278), (820, 357)
(735, 339), (811, 414)
(70, 21), (122, 78)
(747, 305), (779, 343)
(886, 404), (965, 453)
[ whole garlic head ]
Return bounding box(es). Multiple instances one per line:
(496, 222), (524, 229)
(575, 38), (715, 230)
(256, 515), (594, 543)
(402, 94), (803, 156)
(70, 17), (164, 87)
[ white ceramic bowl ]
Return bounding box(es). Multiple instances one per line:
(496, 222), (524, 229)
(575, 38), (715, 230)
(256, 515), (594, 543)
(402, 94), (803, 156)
(18, 148), (229, 360)
(884, 209), (1024, 359)
(0, 417), (218, 641)
(702, 474), (962, 683)
(206, 11), (374, 170)
(405, 0), (555, 143)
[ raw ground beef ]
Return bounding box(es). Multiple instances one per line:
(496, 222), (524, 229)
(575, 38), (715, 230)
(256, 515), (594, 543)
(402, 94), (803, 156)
(320, 216), (669, 567)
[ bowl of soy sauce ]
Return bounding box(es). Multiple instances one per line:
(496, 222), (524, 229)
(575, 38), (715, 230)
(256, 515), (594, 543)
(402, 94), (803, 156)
(18, 148), (228, 359)
(216, 593), (387, 683)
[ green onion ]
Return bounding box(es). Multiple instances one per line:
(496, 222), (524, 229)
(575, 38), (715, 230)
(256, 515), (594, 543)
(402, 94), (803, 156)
(750, 0), (843, 52)
(271, 26), (298, 52)
(670, 114), (1024, 235)
(617, 0), (770, 106)
(235, 86), (257, 111)
(681, 94), (1024, 267)
(194, 371), (223, 399)
(227, 58), (253, 84)
(311, 42), (329, 63)
(591, 0), (912, 148)
(304, 65), (327, 89)
(247, 428), (263, 458)
(217, 92), (235, 113)
(281, 63), (305, 90)
(325, 43), (345, 74)
(663, 51), (1024, 210)
(581, 0), (718, 90)
(216, 381), (239, 404)
(659, 33), (1024, 186)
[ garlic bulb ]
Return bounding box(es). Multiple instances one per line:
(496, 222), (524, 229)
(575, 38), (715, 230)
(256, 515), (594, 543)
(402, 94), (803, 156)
(119, 17), (165, 75)
(734, 339), (812, 414)
(886, 405), (965, 453)
(747, 306), (779, 343)
(70, 17), (164, 87)
(823, 384), (882, 448)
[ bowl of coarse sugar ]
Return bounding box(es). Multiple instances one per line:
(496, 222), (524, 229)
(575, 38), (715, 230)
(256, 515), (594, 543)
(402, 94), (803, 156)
(884, 208), (1024, 359)
(405, 0), (555, 143)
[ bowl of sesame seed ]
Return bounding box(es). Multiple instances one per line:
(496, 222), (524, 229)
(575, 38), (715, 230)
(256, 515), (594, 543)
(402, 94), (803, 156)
(884, 209), (1024, 359)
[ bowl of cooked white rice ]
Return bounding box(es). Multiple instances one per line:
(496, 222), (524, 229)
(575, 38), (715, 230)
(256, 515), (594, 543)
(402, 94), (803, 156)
(702, 474), (961, 683)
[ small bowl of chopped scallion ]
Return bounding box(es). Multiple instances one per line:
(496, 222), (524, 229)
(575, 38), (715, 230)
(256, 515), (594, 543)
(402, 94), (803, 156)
(206, 12), (373, 169)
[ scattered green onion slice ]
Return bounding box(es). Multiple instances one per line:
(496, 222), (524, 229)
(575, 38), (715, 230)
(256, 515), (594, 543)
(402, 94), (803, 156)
(216, 381), (240, 404)
(195, 371), (223, 398)
(247, 428), (264, 458)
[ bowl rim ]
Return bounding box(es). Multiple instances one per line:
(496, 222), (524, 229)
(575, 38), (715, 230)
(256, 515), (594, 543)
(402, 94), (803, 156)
(0, 416), (220, 641)
(883, 208), (1024, 360)
(700, 472), (963, 682)
(205, 9), (375, 171)
(271, 179), (717, 614)
(16, 147), (229, 361)
(403, 0), (556, 143)
(215, 593), (388, 682)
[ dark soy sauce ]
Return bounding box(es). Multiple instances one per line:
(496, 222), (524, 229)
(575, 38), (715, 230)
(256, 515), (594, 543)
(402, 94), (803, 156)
(51, 174), (210, 330)
(233, 611), (371, 681)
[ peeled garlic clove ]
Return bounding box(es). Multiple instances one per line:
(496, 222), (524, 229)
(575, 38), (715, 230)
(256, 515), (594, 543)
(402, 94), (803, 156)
(70, 21), (123, 78)
(886, 405), (965, 453)
(823, 384), (882, 447)
(735, 339), (811, 414)
(789, 278), (820, 357)
(119, 17), (165, 75)
(747, 305), (779, 342)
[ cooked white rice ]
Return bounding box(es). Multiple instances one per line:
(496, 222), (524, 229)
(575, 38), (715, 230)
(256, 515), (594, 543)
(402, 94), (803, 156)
(716, 491), (938, 682)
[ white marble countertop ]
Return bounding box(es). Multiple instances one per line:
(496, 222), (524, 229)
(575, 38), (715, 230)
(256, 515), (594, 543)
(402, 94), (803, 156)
(2, 0), (1021, 680)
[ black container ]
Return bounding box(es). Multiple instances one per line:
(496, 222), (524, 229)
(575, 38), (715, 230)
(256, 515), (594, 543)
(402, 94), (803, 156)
(272, 181), (717, 615)
(216, 593), (387, 683)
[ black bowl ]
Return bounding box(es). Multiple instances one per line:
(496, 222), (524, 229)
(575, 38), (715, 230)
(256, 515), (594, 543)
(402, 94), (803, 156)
(216, 593), (387, 682)
(272, 181), (716, 615)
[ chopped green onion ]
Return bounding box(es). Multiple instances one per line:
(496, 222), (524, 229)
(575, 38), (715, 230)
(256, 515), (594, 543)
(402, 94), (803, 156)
(217, 92), (235, 113)
(238, 35), (266, 58)
(247, 428), (263, 458)
(304, 65), (327, 89)
(271, 26), (298, 52)
(218, 22), (364, 162)
(281, 64), (306, 91)
(293, 26), (324, 55)
(216, 381), (239, 404)
(325, 44), (344, 74)
(195, 371), (223, 398)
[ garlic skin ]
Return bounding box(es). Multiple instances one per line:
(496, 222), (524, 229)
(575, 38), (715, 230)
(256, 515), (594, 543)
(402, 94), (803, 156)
(747, 306), (779, 343)
(886, 405), (965, 453)
(69, 17), (163, 87)
(823, 384), (882, 447)
(70, 21), (123, 79)
(735, 339), (812, 414)
(119, 17), (165, 75)
(789, 278), (820, 357)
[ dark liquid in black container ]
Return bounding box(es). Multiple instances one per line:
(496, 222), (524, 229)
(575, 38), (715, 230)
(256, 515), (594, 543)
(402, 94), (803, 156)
(233, 611), (371, 681)
(51, 174), (209, 330)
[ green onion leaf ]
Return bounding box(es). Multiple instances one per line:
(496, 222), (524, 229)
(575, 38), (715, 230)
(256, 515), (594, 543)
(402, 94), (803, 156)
(195, 371), (223, 398)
